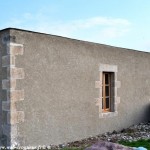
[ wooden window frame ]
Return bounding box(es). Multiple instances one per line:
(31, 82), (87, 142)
(97, 64), (120, 118)
(102, 72), (112, 112)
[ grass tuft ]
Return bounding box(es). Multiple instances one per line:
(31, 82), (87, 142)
(119, 139), (150, 150)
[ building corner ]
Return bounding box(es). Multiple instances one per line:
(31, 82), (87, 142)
(1, 33), (25, 147)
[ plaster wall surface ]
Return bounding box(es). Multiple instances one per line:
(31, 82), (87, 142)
(0, 28), (150, 146)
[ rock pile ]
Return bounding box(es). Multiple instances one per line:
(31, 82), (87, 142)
(97, 122), (150, 143)
(85, 141), (133, 150)
(50, 122), (150, 149)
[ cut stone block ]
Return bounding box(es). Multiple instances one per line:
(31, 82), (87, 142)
(2, 55), (15, 67)
(95, 81), (102, 88)
(7, 111), (24, 124)
(7, 90), (24, 102)
(2, 79), (16, 90)
(7, 67), (24, 79)
(7, 43), (24, 55)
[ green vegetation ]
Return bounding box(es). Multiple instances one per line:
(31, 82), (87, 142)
(119, 139), (150, 150)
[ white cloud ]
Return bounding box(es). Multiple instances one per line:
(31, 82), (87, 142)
(101, 27), (130, 39)
(33, 16), (131, 41)
(5, 13), (131, 43)
(72, 17), (131, 28)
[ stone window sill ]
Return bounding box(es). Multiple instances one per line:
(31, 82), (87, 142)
(99, 111), (118, 118)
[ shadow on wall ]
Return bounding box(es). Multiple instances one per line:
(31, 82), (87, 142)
(149, 104), (150, 121)
(136, 104), (150, 123)
(145, 104), (150, 122)
(148, 103), (150, 122)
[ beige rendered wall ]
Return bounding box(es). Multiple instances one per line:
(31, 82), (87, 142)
(1, 28), (150, 146)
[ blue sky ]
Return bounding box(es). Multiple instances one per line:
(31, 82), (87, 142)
(0, 0), (150, 52)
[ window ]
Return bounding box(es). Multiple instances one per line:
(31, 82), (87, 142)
(102, 72), (113, 112)
(95, 64), (120, 118)
(102, 72), (111, 112)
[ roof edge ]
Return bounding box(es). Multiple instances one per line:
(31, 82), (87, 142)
(0, 27), (149, 54)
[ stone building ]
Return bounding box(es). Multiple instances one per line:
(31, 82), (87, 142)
(0, 28), (149, 147)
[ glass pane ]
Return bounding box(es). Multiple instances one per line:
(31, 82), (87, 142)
(105, 86), (109, 96)
(102, 98), (104, 109)
(102, 73), (105, 84)
(105, 74), (109, 84)
(106, 98), (110, 109)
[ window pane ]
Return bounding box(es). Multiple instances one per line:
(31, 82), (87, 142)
(105, 86), (109, 96)
(102, 98), (104, 109)
(105, 74), (109, 84)
(106, 98), (110, 109)
(102, 73), (105, 84)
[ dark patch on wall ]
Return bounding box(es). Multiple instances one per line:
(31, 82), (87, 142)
(2, 35), (16, 44)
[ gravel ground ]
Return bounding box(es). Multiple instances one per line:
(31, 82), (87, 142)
(1, 122), (149, 149)
(49, 121), (150, 149)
